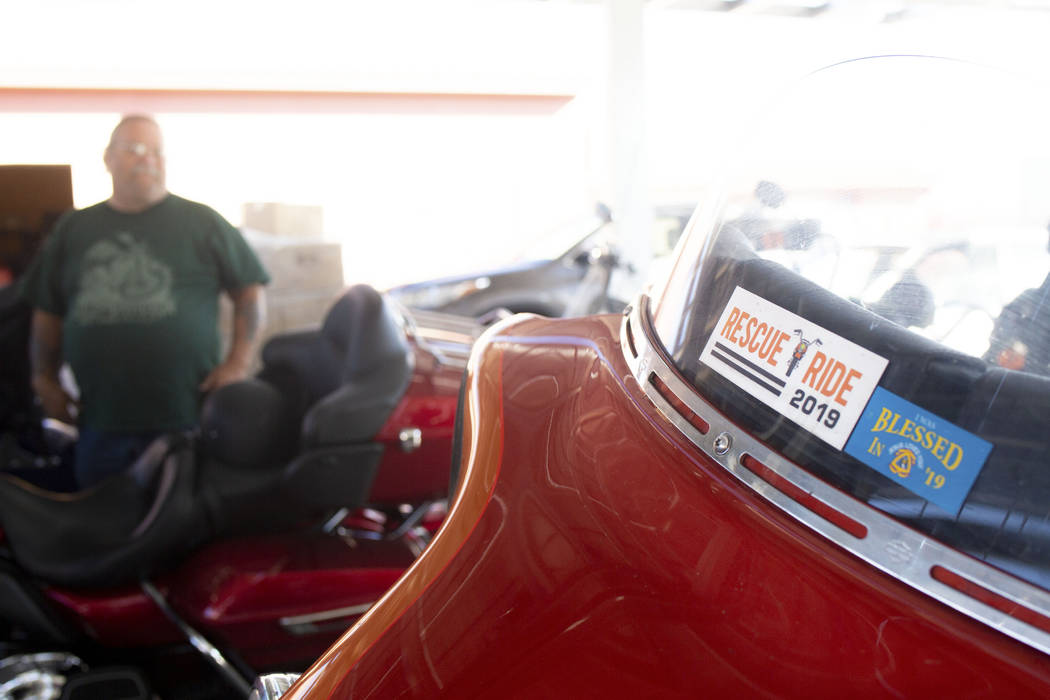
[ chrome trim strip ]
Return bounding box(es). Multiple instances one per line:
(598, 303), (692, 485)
(623, 297), (1050, 657)
(414, 327), (478, 346)
(322, 507), (351, 534)
(279, 602), (375, 636)
(399, 306), (481, 368)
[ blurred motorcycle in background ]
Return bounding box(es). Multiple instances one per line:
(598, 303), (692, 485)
(0, 284), (474, 699)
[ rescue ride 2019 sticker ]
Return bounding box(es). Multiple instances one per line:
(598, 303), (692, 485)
(843, 387), (993, 516)
(699, 286), (888, 450)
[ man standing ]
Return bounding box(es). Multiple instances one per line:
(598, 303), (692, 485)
(20, 115), (270, 488)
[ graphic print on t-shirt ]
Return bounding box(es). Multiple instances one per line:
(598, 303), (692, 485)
(71, 232), (176, 325)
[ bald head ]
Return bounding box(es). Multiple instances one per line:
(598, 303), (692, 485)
(107, 114), (159, 149)
(104, 114), (168, 213)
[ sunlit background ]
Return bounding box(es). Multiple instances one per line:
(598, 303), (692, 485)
(5, 0), (1050, 293)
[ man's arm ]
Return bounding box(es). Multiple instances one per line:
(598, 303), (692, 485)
(199, 284), (266, 392)
(29, 309), (78, 423)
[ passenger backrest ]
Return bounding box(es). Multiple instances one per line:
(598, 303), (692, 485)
(259, 284), (413, 448)
(302, 285), (414, 446)
(211, 285), (414, 526)
(258, 327), (340, 433)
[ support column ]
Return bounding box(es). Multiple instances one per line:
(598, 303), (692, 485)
(607, 0), (653, 303)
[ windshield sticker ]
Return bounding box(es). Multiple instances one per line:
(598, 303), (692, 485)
(699, 286), (888, 449)
(843, 387), (992, 516)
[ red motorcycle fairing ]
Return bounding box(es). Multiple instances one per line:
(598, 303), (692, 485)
(283, 312), (1050, 698)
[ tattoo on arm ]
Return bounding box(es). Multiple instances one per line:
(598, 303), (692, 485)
(234, 295), (263, 341)
(229, 285), (266, 355)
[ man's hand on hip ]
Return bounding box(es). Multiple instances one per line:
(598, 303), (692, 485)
(199, 359), (251, 393)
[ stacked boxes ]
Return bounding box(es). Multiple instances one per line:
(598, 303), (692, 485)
(222, 203), (345, 368)
(250, 235), (345, 332)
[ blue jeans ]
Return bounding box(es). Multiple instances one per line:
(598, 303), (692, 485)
(74, 428), (164, 489)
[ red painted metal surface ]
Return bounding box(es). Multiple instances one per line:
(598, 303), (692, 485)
(44, 529), (415, 669)
(169, 532), (414, 669)
(371, 347), (460, 504)
(44, 584), (182, 647)
(285, 313), (1050, 698)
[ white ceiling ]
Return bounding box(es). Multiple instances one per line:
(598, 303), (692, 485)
(547, 0), (1050, 21)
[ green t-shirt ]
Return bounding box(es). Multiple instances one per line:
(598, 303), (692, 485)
(20, 194), (270, 432)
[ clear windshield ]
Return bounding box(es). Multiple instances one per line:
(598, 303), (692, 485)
(651, 56), (1050, 592)
(514, 214), (611, 262)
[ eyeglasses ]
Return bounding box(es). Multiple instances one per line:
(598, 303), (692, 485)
(112, 141), (163, 158)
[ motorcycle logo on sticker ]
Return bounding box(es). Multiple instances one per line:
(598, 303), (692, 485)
(786, 329), (822, 377)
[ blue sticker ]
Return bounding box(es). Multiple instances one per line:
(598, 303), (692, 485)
(843, 387), (993, 516)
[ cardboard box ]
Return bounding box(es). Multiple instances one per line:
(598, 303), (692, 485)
(243, 202), (323, 238)
(264, 291), (340, 337)
(253, 240), (345, 294)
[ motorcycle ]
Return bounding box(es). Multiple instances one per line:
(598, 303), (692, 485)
(257, 57), (1050, 698)
(785, 329), (822, 377)
(0, 283), (474, 699)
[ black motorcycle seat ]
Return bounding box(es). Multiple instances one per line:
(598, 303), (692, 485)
(260, 284), (413, 446)
(199, 379), (296, 470)
(0, 434), (206, 588)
